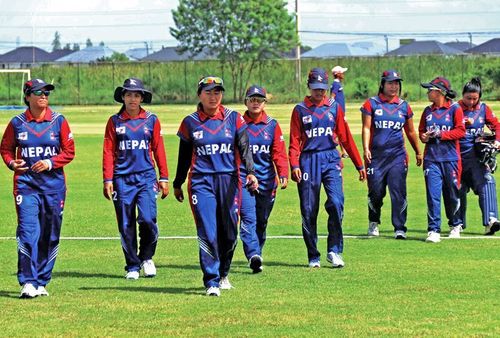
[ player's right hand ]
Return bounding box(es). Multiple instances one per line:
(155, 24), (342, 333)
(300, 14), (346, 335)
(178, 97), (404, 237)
(363, 149), (372, 164)
(103, 182), (113, 200)
(291, 168), (302, 183)
(10, 159), (29, 173)
(174, 188), (184, 202)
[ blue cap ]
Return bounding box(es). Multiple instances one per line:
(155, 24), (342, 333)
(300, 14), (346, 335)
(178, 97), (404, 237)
(245, 85), (267, 98)
(307, 68), (329, 90)
(381, 69), (403, 82)
(23, 78), (55, 94)
(114, 78), (152, 103)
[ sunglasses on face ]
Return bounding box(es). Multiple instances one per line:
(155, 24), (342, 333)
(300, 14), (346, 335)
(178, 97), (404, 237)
(31, 90), (51, 97)
(247, 97), (266, 104)
(198, 76), (223, 86)
(427, 87), (441, 93)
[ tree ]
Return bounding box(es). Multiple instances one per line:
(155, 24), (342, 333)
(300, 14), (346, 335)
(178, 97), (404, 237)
(170, 0), (298, 101)
(52, 31), (62, 51)
(63, 43), (72, 50)
(86, 38), (93, 48)
(73, 43), (80, 51)
(97, 52), (129, 62)
(99, 41), (105, 47)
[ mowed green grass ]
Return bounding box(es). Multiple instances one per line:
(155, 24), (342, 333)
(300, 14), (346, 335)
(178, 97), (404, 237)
(0, 102), (499, 337)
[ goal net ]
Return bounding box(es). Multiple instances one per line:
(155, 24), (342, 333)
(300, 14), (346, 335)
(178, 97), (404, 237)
(0, 69), (31, 108)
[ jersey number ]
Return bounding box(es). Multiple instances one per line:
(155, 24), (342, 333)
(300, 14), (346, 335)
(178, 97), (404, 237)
(16, 195), (23, 205)
(191, 194), (198, 205)
(367, 168), (375, 175)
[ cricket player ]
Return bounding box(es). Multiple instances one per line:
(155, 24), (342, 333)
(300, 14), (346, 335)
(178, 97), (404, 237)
(419, 77), (465, 242)
(456, 77), (500, 235)
(289, 68), (366, 269)
(330, 65), (349, 158)
(103, 78), (169, 280)
(360, 70), (422, 239)
(173, 76), (258, 297)
(239, 85), (288, 273)
(0, 79), (75, 298)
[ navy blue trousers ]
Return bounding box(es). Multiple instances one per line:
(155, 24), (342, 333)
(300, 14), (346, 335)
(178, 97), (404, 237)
(424, 161), (462, 232)
(298, 150), (344, 262)
(457, 157), (498, 228)
(239, 185), (276, 260)
(189, 173), (239, 288)
(367, 155), (408, 232)
(113, 170), (159, 272)
(15, 190), (65, 287)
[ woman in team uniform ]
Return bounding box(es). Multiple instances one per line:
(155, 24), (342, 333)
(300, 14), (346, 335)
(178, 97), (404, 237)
(102, 78), (169, 280)
(239, 85), (288, 274)
(456, 77), (500, 235)
(1, 79), (75, 298)
(289, 67), (366, 269)
(360, 70), (422, 239)
(419, 77), (465, 242)
(173, 76), (258, 297)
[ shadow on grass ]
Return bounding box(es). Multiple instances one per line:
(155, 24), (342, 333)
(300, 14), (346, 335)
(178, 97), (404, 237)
(79, 286), (201, 295)
(0, 290), (20, 299)
(155, 264), (200, 271)
(52, 271), (123, 279)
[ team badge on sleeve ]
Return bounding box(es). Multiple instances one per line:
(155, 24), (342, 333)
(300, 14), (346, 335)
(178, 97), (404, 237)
(68, 132), (73, 140)
(193, 130), (204, 140)
(17, 132), (28, 140)
(116, 126), (126, 134)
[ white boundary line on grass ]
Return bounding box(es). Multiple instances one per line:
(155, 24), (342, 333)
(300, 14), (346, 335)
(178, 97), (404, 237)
(0, 235), (499, 240)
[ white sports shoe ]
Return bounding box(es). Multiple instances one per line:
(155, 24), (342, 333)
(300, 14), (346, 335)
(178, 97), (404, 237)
(206, 286), (220, 297)
(308, 259), (321, 268)
(326, 252), (345, 268)
(394, 230), (407, 240)
(141, 259), (157, 277)
(125, 271), (140, 280)
(19, 283), (38, 298)
(367, 222), (380, 236)
(219, 276), (233, 290)
(37, 286), (49, 297)
(426, 231), (441, 243)
(249, 255), (263, 273)
(485, 220), (500, 235)
(449, 225), (462, 238)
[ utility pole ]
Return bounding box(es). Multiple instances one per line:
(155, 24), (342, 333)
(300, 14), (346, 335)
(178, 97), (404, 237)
(384, 34), (389, 54)
(468, 32), (472, 49)
(295, 0), (301, 97)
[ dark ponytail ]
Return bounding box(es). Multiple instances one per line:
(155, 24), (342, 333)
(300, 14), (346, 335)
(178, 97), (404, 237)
(462, 77), (482, 98)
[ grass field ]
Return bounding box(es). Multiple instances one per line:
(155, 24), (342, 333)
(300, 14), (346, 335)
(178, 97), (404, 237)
(0, 102), (499, 337)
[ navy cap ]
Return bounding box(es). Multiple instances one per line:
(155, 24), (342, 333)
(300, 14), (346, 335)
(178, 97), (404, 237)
(245, 85), (267, 98)
(307, 68), (329, 90)
(23, 78), (55, 94)
(198, 76), (225, 93)
(421, 76), (451, 92)
(381, 69), (403, 82)
(114, 78), (152, 103)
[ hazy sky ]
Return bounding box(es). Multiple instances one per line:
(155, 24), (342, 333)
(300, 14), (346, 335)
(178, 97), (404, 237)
(0, 0), (499, 54)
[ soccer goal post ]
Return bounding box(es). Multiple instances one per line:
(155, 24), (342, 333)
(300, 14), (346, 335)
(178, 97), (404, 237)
(0, 69), (31, 106)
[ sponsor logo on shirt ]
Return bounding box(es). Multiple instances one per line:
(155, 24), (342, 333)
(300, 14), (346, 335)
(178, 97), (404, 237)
(375, 109), (383, 116)
(116, 126), (126, 134)
(302, 115), (312, 124)
(193, 130), (204, 140)
(426, 114), (432, 121)
(17, 132), (28, 140)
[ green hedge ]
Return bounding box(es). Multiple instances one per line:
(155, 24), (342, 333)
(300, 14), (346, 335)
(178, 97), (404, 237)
(1, 54), (499, 105)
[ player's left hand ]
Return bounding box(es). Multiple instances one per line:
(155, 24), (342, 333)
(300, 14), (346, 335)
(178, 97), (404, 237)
(279, 177), (288, 189)
(174, 188), (184, 202)
(358, 169), (367, 182)
(416, 153), (423, 166)
(158, 181), (169, 199)
(494, 140), (500, 150)
(246, 174), (259, 192)
(31, 159), (50, 173)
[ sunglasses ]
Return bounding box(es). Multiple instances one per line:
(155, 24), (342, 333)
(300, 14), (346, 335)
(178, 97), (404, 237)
(247, 97), (266, 104)
(198, 76), (223, 86)
(31, 90), (51, 97)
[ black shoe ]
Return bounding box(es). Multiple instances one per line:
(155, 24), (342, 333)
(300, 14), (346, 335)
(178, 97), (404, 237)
(485, 221), (500, 235)
(249, 255), (263, 273)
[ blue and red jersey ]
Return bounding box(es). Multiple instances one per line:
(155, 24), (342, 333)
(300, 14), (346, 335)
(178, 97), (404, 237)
(103, 108), (168, 182)
(289, 96), (363, 170)
(418, 101), (465, 162)
(0, 107), (75, 193)
(240, 111), (288, 191)
(330, 80), (346, 113)
(177, 105), (247, 174)
(360, 94), (413, 159)
(458, 100), (500, 159)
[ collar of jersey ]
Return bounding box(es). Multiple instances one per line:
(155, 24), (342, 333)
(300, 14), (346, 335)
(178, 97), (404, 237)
(25, 107), (53, 122)
(197, 105), (225, 121)
(304, 96), (330, 108)
(244, 110), (269, 124)
(120, 108), (146, 120)
(377, 93), (400, 104)
(430, 100), (452, 111)
(458, 99), (480, 112)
